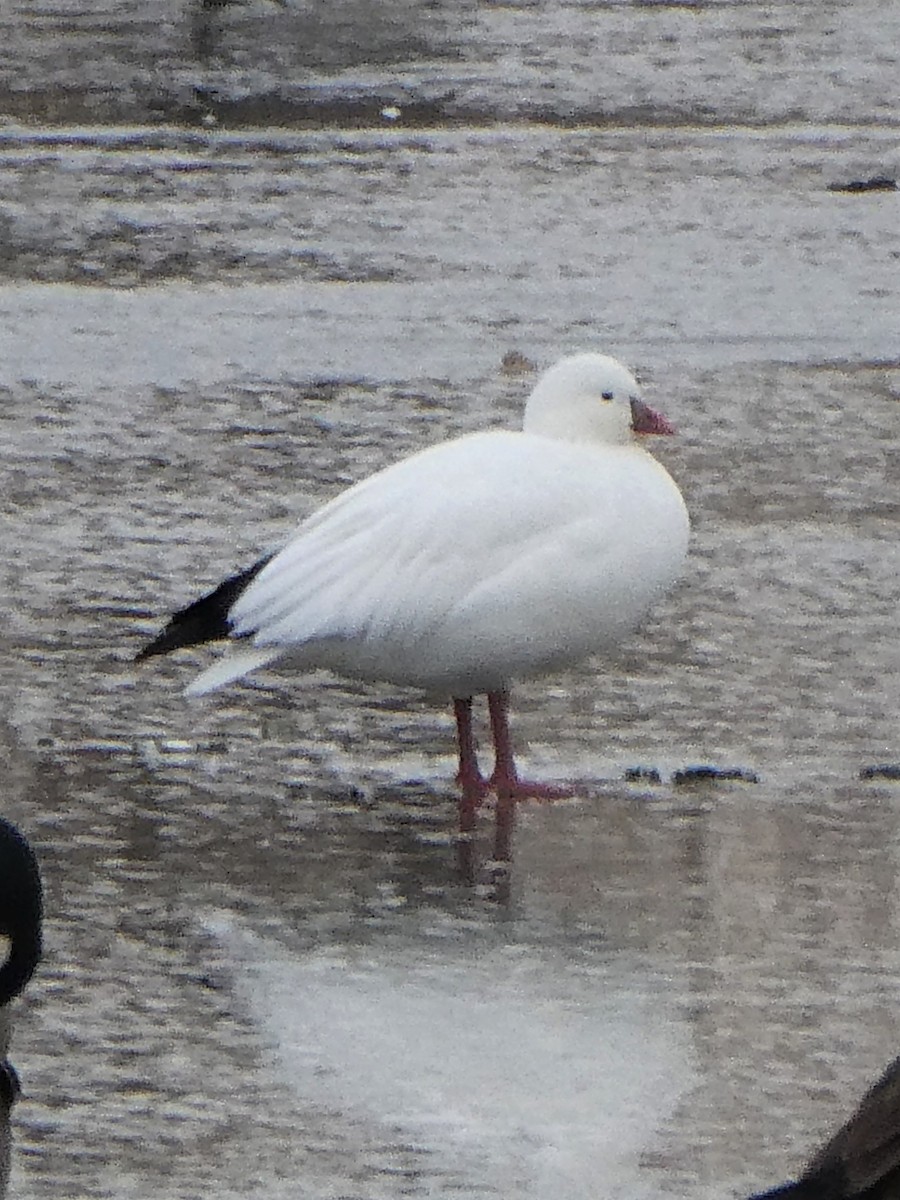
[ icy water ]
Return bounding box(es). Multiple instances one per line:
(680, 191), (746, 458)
(2, 2), (900, 1198)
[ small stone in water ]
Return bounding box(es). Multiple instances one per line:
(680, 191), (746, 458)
(672, 765), (759, 785)
(624, 766), (661, 783)
(859, 763), (900, 781)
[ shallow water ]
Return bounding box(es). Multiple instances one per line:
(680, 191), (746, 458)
(2, 2), (900, 1198)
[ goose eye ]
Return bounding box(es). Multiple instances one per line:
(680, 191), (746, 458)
(601, 391), (614, 401)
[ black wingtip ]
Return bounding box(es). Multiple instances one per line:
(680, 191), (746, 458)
(135, 554), (272, 662)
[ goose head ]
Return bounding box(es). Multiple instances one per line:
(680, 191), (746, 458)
(523, 352), (675, 446)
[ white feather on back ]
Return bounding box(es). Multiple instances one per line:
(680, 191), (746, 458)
(212, 430), (687, 694)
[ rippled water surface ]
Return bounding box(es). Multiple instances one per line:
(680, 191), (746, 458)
(2, 2), (900, 1198)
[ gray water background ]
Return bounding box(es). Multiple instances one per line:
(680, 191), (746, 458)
(1, 2), (900, 1198)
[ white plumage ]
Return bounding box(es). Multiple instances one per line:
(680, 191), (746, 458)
(143, 352), (689, 824)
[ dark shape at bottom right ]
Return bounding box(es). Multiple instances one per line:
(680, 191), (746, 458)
(751, 1056), (900, 1199)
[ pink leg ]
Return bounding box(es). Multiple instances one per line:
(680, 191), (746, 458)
(454, 696), (489, 829)
(486, 690), (573, 802)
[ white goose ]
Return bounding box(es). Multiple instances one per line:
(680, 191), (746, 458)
(138, 352), (689, 828)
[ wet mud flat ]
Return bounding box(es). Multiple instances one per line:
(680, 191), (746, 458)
(3, 344), (900, 1198)
(1, 0), (899, 130)
(0, 120), (897, 372)
(2, 1), (900, 1197)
